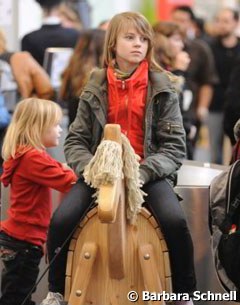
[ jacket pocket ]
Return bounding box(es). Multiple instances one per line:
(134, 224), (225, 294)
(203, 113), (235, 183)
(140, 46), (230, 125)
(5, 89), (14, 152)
(158, 121), (182, 134)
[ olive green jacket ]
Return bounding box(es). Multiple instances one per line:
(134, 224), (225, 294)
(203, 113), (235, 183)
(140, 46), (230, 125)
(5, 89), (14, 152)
(64, 68), (186, 185)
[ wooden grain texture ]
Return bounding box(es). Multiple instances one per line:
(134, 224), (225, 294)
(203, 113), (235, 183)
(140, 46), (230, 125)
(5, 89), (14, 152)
(65, 125), (172, 304)
(68, 242), (98, 305)
(65, 210), (172, 305)
(138, 243), (165, 305)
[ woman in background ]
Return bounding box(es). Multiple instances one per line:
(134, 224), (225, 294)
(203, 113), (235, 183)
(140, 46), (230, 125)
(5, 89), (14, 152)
(59, 2), (82, 31)
(60, 29), (106, 125)
(0, 28), (53, 172)
(153, 21), (196, 159)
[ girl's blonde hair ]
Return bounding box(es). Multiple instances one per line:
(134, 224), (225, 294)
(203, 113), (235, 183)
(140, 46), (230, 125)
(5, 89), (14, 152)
(103, 11), (164, 72)
(2, 98), (62, 160)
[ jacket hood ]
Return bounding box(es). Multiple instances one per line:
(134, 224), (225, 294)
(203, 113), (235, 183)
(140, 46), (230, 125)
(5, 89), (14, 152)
(1, 148), (30, 186)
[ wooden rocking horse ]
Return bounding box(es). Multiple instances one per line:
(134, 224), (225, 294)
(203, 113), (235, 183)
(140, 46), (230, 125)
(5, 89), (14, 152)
(64, 124), (172, 305)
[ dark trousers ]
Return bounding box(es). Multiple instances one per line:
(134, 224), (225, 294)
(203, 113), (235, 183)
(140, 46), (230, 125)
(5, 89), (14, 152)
(47, 179), (196, 295)
(0, 232), (43, 305)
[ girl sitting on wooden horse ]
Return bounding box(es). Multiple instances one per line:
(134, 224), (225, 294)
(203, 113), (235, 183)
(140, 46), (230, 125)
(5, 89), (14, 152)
(41, 11), (196, 305)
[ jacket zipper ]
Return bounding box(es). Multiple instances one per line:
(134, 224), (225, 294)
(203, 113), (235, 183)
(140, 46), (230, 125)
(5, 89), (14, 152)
(120, 80), (128, 135)
(164, 122), (181, 134)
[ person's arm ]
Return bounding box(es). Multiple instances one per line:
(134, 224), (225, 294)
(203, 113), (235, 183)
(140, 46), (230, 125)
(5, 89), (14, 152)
(64, 93), (97, 177)
(140, 91), (186, 184)
(23, 150), (77, 192)
(10, 52), (54, 99)
(196, 84), (213, 121)
(194, 40), (217, 121)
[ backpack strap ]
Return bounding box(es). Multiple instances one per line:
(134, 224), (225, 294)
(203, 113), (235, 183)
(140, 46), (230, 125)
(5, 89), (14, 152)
(228, 192), (240, 217)
(220, 192), (240, 233)
(234, 140), (240, 162)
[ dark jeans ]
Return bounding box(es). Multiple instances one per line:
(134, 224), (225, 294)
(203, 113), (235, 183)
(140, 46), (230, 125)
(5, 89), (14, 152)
(47, 179), (196, 295)
(143, 180), (196, 294)
(0, 231), (43, 305)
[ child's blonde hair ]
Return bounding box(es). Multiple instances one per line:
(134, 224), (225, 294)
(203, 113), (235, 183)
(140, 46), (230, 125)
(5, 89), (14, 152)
(103, 11), (163, 72)
(2, 98), (62, 160)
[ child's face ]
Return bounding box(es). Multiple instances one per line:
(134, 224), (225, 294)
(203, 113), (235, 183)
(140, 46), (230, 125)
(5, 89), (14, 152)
(41, 123), (62, 148)
(168, 33), (184, 57)
(115, 26), (148, 72)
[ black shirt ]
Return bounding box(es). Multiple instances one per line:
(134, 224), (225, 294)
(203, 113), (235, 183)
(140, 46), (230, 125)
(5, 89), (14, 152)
(21, 24), (80, 66)
(210, 38), (240, 112)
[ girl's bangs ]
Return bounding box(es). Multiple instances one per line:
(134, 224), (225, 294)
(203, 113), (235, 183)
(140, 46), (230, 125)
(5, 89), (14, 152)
(118, 18), (150, 40)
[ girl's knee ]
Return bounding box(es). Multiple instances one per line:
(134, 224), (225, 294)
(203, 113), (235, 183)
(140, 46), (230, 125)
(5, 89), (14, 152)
(162, 216), (189, 235)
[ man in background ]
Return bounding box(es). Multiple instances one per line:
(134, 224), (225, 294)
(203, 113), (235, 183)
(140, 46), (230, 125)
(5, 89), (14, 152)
(21, 0), (81, 66)
(209, 8), (240, 163)
(171, 6), (218, 155)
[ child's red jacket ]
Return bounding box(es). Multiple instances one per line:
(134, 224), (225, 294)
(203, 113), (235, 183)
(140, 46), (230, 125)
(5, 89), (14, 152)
(1, 148), (77, 246)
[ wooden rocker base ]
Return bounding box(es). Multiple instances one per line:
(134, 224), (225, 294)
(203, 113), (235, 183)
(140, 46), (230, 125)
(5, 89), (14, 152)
(65, 207), (172, 305)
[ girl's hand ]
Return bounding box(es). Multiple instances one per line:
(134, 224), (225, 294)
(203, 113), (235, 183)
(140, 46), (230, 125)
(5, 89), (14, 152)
(173, 51), (190, 71)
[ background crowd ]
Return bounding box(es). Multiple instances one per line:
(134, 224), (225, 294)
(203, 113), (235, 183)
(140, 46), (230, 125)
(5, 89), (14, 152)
(1, 0), (240, 168)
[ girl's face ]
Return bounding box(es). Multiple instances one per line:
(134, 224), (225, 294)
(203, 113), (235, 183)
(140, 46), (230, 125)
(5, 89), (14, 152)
(168, 33), (184, 57)
(115, 26), (148, 72)
(41, 123), (62, 148)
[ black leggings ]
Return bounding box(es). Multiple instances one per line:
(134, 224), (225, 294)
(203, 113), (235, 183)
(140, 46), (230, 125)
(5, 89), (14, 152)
(47, 179), (196, 295)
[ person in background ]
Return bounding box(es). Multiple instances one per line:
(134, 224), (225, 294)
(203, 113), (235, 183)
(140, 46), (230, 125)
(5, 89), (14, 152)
(193, 17), (213, 44)
(0, 98), (77, 305)
(208, 8), (240, 164)
(0, 29), (53, 100)
(98, 19), (110, 30)
(231, 118), (240, 163)
(153, 21), (196, 159)
(21, 0), (81, 66)
(58, 2), (82, 31)
(224, 56), (240, 147)
(0, 28), (54, 172)
(60, 29), (105, 125)
(41, 11), (196, 305)
(171, 5), (218, 151)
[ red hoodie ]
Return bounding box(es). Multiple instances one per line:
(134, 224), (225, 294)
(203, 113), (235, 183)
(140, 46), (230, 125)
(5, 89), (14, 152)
(1, 148), (77, 246)
(107, 60), (148, 158)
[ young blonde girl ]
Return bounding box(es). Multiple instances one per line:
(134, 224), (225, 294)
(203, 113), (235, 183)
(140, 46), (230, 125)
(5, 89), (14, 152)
(41, 12), (196, 305)
(0, 98), (77, 305)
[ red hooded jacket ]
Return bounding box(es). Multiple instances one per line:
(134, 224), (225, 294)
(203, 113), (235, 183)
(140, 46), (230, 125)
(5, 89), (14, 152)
(1, 148), (77, 246)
